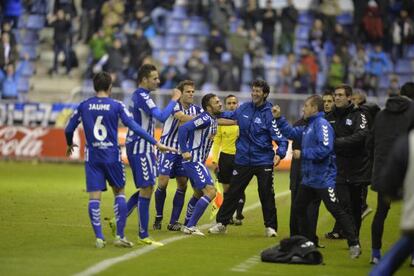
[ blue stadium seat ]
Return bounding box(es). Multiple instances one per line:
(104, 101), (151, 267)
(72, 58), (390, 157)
(167, 19), (184, 35)
(336, 13), (353, 25)
(26, 15), (45, 30)
(19, 45), (37, 60)
(165, 35), (181, 50)
(149, 35), (164, 50)
(17, 77), (30, 93)
(379, 75), (390, 89)
(182, 36), (199, 50)
(395, 59), (414, 74)
(243, 54), (252, 69)
(407, 45), (414, 58)
(187, 20), (209, 36)
(265, 68), (278, 86)
(242, 68), (252, 84)
(323, 40), (335, 57)
(21, 30), (40, 45)
(121, 79), (135, 94)
(19, 61), (35, 77)
(172, 5), (187, 19)
(398, 74), (413, 85)
(298, 12), (313, 25)
(295, 25), (310, 40)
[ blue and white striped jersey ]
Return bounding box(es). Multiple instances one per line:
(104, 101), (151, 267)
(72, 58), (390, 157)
(65, 96), (157, 163)
(160, 102), (203, 151)
(178, 111), (218, 163)
(126, 87), (177, 154)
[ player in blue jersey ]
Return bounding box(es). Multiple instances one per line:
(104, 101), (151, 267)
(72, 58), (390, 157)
(178, 93), (222, 236)
(65, 72), (175, 248)
(125, 64), (181, 246)
(153, 80), (203, 231)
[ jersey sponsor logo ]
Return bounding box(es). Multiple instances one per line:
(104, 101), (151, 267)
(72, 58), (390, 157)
(360, 114), (367, 129)
(88, 103), (110, 111)
(346, 119), (352, 126)
(194, 118), (204, 127)
(322, 125), (329, 146)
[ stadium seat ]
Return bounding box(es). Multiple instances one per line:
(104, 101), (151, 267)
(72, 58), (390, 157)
(406, 45), (414, 58)
(26, 15), (45, 30)
(395, 59), (414, 74)
(171, 5), (187, 19)
(121, 79), (136, 94)
(149, 35), (164, 50)
(243, 54), (252, 69)
(17, 77), (30, 93)
(182, 36), (200, 50)
(397, 74), (413, 85)
(20, 30), (40, 45)
(167, 19), (184, 35)
(265, 68), (278, 86)
(19, 45), (37, 60)
(336, 13), (353, 25)
(165, 35), (181, 50)
(242, 68), (252, 84)
(19, 61), (35, 77)
(379, 75), (390, 89)
(323, 40), (335, 57)
(298, 12), (313, 25)
(295, 25), (310, 40)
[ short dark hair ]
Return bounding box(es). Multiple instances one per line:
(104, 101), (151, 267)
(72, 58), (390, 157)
(322, 89), (334, 98)
(252, 79), (270, 95)
(137, 64), (157, 83)
(93, 71), (112, 92)
(176, 80), (195, 92)
(334, 84), (353, 97)
(307, 95), (324, 112)
(401, 82), (414, 100)
(225, 94), (237, 104)
(202, 93), (217, 110)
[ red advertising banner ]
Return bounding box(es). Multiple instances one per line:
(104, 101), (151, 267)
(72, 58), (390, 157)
(0, 126), (85, 161)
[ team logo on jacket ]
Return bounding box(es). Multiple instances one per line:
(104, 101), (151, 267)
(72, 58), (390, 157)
(254, 117), (262, 124)
(345, 119), (352, 126)
(233, 169), (238, 176)
(322, 125), (329, 146)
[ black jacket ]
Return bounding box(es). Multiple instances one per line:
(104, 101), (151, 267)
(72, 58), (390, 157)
(326, 103), (370, 184)
(289, 117), (306, 191)
(371, 96), (414, 191)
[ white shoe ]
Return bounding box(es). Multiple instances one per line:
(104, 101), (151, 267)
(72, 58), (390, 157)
(95, 238), (106, 248)
(208, 223), (227, 234)
(349, 245), (362, 259)
(183, 226), (205, 236)
(265, 227), (277, 237)
(114, 236), (134, 248)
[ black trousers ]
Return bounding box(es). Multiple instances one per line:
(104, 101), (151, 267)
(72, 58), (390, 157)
(371, 192), (391, 250)
(290, 188), (321, 241)
(332, 183), (363, 236)
(294, 185), (359, 246)
(216, 164), (277, 230)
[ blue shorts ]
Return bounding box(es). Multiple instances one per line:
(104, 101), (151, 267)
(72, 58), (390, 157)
(157, 152), (187, 178)
(126, 144), (157, 188)
(85, 161), (126, 192)
(182, 161), (213, 190)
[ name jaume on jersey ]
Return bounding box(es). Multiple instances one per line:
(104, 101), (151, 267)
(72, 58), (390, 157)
(89, 104), (111, 111)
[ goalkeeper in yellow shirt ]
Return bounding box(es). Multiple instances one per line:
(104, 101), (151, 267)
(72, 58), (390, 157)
(211, 95), (245, 225)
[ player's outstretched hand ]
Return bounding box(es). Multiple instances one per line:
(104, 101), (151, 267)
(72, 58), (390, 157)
(156, 142), (177, 153)
(171, 88), (182, 101)
(272, 105), (281, 119)
(182, 152), (192, 161)
(66, 144), (78, 157)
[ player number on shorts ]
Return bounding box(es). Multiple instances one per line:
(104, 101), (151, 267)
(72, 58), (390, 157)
(93, 116), (107, 141)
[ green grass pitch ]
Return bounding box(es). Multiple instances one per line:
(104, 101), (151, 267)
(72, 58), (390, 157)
(0, 161), (412, 275)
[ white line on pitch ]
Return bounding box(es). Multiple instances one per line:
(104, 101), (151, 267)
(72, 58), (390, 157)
(73, 190), (291, 276)
(230, 255), (261, 272)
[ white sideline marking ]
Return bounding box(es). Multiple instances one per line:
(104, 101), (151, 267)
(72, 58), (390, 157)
(231, 255), (261, 272)
(73, 190), (291, 276)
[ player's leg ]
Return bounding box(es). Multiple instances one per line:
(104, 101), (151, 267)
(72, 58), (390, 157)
(256, 165), (278, 236)
(106, 162), (133, 247)
(154, 152), (174, 229)
(168, 175), (188, 230)
(326, 184), (350, 239)
(184, 187), (202, 226)
(85, 162), (106, 248)
(292, 185), (318, 242)
(371, 192), (391, 263)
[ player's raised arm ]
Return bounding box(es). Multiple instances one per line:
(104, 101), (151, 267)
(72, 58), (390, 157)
(150, 88), (182, 122)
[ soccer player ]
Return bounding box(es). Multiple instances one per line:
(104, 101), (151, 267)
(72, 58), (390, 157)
(153, 80), (203, 231)
(64, 71), (174, 248)
(209, 80), (288, 237)
(272, 95), (361, 259)
(178, 93), (222, 235)
(125, 64), (181, 246)
(211, 94), (245, 225)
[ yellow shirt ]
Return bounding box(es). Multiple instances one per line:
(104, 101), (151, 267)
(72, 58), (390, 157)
(211, 125), (239, 163)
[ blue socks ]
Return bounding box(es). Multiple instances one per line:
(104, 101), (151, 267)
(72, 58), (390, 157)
(170, 188), (186, 224)
(154, 187), (166, 220)
(184, 196), (199, 226)
(88, 200), (104, 240)
(127, 191), (140, 217)
(187, 195), (211, 228)
(138, 196), (150, 239)
(114, 195), (127, 238)
(372, 248), (381, 259)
